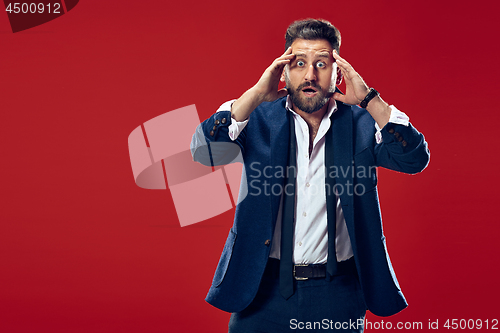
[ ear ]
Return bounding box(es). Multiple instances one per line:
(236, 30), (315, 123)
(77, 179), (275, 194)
(280, 69), (286, 82)
(336, 66), (343, 85)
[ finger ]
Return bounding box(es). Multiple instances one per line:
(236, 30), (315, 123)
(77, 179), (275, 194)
(281, 54), (296, 61)
(332, 92), (346, 103)
(276, 88), (289, 99)
(272, 56), (294, 72)
(335, 59), (352, 73)
(332, 52), (353, 70)
(278, 48), (295, 61)
(338, 65), (358, 82)
(275, 58), (292, 65)
(271, 59), (292, 72)
(332, 50), (348, 64)
(277, 54), (295, 63)
(274, 48), (294, 63)
(337, 66), (350, 80)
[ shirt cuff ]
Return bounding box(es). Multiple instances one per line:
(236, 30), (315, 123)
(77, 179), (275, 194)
(375, 105), (410, 144)
(216, 99), (249, 141)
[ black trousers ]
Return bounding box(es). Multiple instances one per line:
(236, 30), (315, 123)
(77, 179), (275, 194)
(228, 258), (366, 332)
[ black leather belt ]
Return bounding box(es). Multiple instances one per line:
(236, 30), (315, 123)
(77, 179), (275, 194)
(293, 264), (326, 280)
(266, 257), (356, 280)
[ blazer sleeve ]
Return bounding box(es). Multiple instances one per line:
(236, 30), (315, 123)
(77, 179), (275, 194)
(190, 111), (247, 167)
(374, 122), (430, 174)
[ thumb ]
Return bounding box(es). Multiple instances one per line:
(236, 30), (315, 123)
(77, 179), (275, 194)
(332, 92), (346, 103)
(276, 88), (289, 99)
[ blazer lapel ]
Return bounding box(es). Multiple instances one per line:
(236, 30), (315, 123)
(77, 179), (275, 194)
(269, 100), (290, 225)
(326, 102), (355, 248)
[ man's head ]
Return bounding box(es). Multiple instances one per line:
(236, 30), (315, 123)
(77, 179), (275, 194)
(282, 19), (342, 114)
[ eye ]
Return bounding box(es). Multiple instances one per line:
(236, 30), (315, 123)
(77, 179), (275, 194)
(296, 60), (305, 67)
(316, 61), (326, 68)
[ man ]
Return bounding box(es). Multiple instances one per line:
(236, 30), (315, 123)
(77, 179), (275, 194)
(191, 19), (430, 332)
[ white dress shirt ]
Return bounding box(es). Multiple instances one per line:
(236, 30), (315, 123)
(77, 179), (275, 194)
(216, 97), (409, 264)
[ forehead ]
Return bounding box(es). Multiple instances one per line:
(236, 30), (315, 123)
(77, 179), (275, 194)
(290, 38), (333, 57)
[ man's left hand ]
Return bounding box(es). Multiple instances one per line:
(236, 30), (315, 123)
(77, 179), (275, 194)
(332, 51), (370, 105)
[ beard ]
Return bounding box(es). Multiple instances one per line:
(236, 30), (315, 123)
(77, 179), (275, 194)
(286, 80), (334, 114)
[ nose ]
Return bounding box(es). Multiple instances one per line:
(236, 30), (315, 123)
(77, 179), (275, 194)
(304, 64), (317, 81)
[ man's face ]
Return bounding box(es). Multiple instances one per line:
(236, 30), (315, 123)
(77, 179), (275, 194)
(282, 38), (340, 114)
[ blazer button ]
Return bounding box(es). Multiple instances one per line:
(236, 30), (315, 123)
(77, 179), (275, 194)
(397, 136), (403, 142)
(264, 239), (271, 246)
(215, 119), (220, 125)
(213, 125), (217, 131)
(221, 117), (227, 124)
(402, 140), (408, 147)
(210, 130), (214, 136)
(388, 128), (395, 134)
(394, 132), (400, 139)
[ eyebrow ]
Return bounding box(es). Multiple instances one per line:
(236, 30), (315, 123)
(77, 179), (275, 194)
(316, 52), (330, 58)
(293, 52), (331, 59)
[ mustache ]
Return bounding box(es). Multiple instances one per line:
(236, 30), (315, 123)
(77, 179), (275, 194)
(297, 81), (321, 91)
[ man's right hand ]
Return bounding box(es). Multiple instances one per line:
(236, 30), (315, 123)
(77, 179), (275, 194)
(254, 47), (295, 102)
(231, 47), (295, 122)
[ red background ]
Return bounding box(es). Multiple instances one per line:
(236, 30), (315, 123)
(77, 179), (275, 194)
(1, 0), (499, 332)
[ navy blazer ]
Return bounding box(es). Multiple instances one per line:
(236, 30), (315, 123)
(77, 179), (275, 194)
(191, 97), (430, 317)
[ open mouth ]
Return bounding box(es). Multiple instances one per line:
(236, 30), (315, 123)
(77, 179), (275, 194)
(301, 86), (318, 96)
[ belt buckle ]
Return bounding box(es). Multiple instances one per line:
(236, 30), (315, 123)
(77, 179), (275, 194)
(293, 264), (309, 281)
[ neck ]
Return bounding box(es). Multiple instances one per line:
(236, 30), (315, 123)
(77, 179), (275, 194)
(292, 100), (330, 156)
(292, 100), (330, 127)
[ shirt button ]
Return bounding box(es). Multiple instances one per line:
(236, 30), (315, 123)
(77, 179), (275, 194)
(306, 183), (310, 187)
(298, 242), (302, 246)
(302, 212), (307, 217)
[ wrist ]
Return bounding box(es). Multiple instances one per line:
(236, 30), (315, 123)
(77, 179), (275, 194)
(359, 88), (379, 109)
(231, 86), (264, 122)
(365, 95), (388, 112)
(249, 85), (266, 104)
(365, 95), (391, 128)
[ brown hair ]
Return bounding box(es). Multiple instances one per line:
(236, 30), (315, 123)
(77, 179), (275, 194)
(285, 19), (341, 53)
